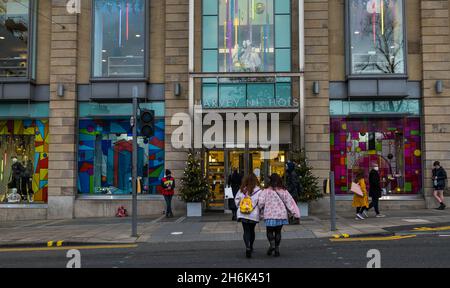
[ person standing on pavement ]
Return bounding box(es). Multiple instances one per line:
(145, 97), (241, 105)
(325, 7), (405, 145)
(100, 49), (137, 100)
(234, 173), (262, 258)
(259, 173), (300, 257)
(228, 169), (242, 221)
(352, 169), (369, 220)
(364, 164), (386, 218)
(161, 169), (175, 218)
(432, 161), (447, 210)
(286, 161), (302, 203)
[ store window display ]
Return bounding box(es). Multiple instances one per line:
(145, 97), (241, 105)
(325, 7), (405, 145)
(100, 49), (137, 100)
(78, 118), (165, 195)
(0, 120), (49, 203)
(330, 117), (422, 195)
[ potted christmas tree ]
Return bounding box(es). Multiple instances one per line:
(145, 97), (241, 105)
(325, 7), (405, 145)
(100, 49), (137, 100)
(291, 150), (323, 216)
(179, 151), (211, 217)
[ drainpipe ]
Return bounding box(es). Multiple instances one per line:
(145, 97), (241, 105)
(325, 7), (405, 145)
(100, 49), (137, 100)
(189, 0), (195, 149)
(299, 0), (305, 151)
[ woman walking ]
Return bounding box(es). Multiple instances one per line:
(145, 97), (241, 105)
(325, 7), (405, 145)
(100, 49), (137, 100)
(234, 173), (262, 258)
(432, 161), (447, 210)
(352, 169), (369, 220)
(258, 174), (300, 257)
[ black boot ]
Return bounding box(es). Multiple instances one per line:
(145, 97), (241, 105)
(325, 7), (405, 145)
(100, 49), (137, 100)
(274, 246), (280, 257)
(267, 241), (275, 256)
(438, 203), (446, 210)
(246, 248), (252, 258)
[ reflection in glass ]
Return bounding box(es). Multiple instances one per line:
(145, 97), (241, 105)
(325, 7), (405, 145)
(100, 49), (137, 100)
(0, 0), (30, 77)
(93, 0), (145, 77)
(349, 0), (405, 74)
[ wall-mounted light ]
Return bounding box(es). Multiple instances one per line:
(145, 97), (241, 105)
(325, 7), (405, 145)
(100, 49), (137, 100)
(436, 80), (443, 94)
(313, 81), (320, 95)
(174, 83), (181, 97)
(57, 83), (65, 97)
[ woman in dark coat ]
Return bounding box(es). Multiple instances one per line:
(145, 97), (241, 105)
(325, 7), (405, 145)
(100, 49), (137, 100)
(432, 161), (447, 210)
(228, 169), (242, 221)
(363, 164), (385, 218)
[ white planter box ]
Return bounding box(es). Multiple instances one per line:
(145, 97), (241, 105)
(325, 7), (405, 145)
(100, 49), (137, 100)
(298, 202), (309, 217)
(187, 202), (202, 217)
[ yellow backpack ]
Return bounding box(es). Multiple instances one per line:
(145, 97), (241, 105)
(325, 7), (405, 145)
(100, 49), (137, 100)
(240, 196), (254, 214)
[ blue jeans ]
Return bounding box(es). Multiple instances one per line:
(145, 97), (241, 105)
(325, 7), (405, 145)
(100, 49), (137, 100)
(164, 195), (173, 215)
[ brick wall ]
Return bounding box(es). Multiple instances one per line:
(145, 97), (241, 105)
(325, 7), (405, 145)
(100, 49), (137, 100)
(421, 0), (450, 207)
(47, 0), (79, 219)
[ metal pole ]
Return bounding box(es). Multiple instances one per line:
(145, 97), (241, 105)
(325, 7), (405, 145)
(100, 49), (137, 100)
(131, 87), (138, 237)
(330, 171), (337, 231)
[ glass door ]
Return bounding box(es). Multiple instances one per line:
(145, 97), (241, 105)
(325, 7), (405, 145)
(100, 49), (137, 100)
(206, 151), (225, 209)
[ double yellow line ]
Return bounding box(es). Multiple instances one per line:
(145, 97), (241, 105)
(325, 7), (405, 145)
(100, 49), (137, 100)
(330, 235), (416, 242)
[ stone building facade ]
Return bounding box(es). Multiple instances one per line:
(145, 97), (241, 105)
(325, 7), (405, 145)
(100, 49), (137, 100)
(0, 0), (449, 220)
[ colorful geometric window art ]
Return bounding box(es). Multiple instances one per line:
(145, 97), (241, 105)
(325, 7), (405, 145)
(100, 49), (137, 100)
(78, 118), (165, 195)
(330, 117), (422, 195)
(0, 120), (49, 203)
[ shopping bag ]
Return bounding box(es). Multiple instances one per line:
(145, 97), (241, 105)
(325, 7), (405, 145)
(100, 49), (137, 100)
(351, 182), (364, 197)
(224, 187), (234, 199)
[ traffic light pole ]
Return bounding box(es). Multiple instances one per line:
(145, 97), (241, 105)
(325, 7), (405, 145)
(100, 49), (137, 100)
(131, 87), (138, 237)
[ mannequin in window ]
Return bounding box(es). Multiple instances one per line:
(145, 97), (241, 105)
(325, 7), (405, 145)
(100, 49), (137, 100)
(22, 156), (33, 202)
(9, 156), (24, 192)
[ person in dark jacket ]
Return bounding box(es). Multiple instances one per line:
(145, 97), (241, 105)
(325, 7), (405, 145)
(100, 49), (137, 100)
(432, 161), (447, 210)
(286, 162), (302, 202)
(228, 169), (242, 221)
(362, 164), (385, 218)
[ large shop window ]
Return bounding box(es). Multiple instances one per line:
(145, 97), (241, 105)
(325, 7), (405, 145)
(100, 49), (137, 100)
(0, 120), (49, 204)
(330, 100), (422, 196)
(201, 0), (292, 108)
(92, 0), (146, 78)
(0, 0), (34, 78)
(348, 0), (406, 75)
(78, 103), (165, 196)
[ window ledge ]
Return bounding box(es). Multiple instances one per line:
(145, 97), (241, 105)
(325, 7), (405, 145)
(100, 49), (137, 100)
(347, 74), (408, 80)
(76, 194), (164, 201)
(90, 78), (148, 83)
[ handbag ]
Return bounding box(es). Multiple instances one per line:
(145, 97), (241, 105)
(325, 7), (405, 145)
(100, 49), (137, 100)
(274, 191), (300, 225)
(351, 182), (364, 197)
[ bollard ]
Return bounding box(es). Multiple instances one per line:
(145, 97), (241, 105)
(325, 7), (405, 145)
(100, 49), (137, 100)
(330, 171), (337, 231)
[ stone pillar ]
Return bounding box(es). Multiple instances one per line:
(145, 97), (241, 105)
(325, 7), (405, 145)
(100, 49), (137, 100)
(421, 0), (450, 207)
(304, 0), (330, 182)
(47, 0), (78, 219)
(164, 0), (190, 185)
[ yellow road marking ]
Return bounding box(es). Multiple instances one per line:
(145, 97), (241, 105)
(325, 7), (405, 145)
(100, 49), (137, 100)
(413, 226), (450, 232)
(330, 235), (416, 242)
(0, 244), (138, 253)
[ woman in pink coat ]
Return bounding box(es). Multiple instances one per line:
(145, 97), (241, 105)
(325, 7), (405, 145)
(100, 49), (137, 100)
(258, 174), (300, 257)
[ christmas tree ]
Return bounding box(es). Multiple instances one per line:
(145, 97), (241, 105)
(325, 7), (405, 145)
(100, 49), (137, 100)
(291, 150), (323, 203)
(179, 151), (211, 203)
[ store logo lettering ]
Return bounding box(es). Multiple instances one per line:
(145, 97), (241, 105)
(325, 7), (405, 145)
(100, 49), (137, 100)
(171, 106), (280, 159)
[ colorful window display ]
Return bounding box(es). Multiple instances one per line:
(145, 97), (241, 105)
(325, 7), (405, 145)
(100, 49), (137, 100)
(93, 0), (146, 77)
(330, 117), (422, 195)
(78, 118), (165, 195)
(349, 0), (405, 74)
(0, 120), (49, 203)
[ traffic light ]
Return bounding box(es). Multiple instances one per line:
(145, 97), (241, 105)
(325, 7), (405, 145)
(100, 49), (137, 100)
(139, 109), (154, 138)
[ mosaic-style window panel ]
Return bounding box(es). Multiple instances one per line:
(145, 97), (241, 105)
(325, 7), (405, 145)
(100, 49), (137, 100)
(78, 118), (165, 195)
(330, 117), (422, 195)
(0, 120), (49, 203)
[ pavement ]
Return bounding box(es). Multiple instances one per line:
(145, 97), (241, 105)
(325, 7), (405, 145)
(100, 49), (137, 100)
(1, 209), (450, 246)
